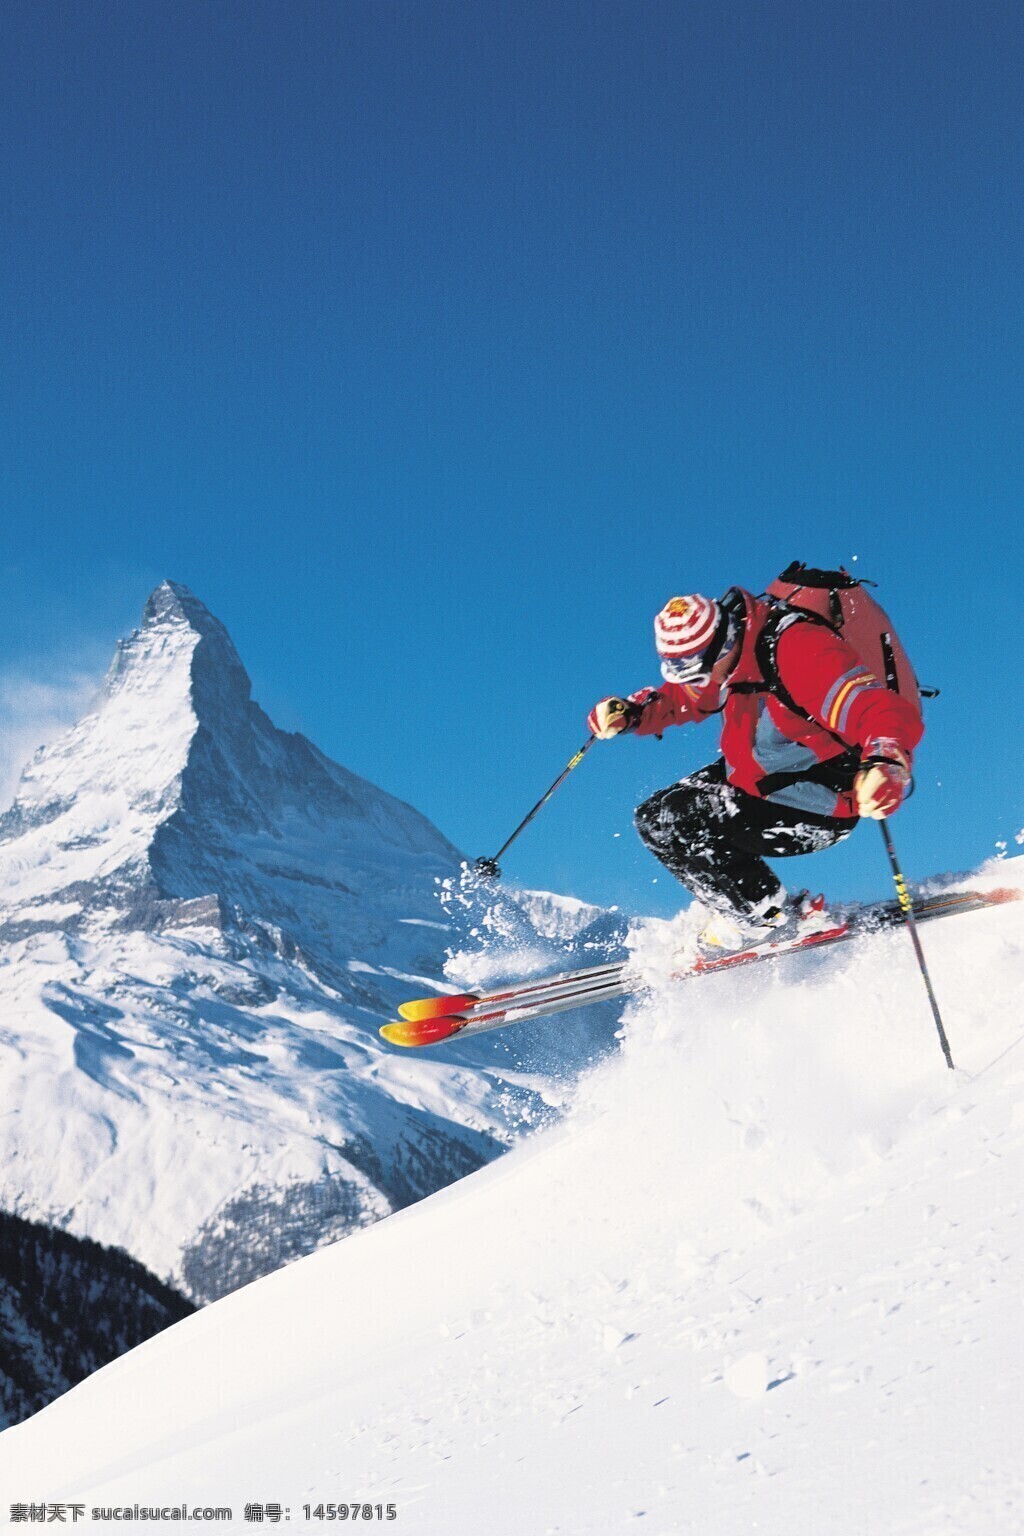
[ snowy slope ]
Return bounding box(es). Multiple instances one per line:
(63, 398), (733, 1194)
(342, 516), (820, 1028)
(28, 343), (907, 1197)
(0, 583), (623, 1301)
(5, 859), (1021, 1534)
(510, 888), (614, 941)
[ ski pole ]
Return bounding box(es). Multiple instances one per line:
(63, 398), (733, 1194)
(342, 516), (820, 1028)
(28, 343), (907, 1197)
(878, 820), (955, 1070)
(475, 737), (595, 879)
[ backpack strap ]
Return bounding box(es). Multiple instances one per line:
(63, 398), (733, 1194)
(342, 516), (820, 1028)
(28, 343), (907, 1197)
(754, 749), (862, 799)
(729, 602), (834, 726)
(729, 601), (862, 798)
(754, 605), (822, 721)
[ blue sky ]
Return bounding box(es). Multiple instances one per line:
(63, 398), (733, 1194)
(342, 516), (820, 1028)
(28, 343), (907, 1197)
(0, 0), (1021, 915)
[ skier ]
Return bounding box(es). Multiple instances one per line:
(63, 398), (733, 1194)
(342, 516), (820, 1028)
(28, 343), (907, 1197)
(588, 587), (923, 949)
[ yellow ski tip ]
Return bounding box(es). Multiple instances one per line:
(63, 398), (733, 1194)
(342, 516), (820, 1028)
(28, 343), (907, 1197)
(397, 991), (479, 1022)
(380, 1015), (469, 1048)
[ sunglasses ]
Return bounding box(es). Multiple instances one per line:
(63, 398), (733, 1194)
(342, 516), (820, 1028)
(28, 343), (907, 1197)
(658, 611), (738, 689)
(659, 653), (713, 687)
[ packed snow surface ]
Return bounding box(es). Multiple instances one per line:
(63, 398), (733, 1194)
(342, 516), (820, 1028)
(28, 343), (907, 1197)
(5, 858), (1022, 1534)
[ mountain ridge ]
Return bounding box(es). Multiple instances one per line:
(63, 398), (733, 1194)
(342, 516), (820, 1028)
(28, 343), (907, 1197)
(0, 583), (623, 1306)
(0, 580), (464, 971)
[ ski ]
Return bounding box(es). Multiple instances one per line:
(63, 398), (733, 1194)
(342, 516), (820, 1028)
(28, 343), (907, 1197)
(393, 886), (1018, 1027)
(396, 957), (626, 1022)
(381, 976), (633, 1048)
(380, 886), (1020, 1049)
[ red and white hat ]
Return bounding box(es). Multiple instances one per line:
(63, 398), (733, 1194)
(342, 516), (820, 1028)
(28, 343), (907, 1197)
(654, 595), (721, 659)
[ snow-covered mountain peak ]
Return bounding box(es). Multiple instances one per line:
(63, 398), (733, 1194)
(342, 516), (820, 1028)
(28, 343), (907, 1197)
(0, 583), (208, 917)
(141, 577), (231, 639)
(107, 579), (252, 719)
(3, 580), (232, 835)
(0, 581), (624, 1305)
(0, 582), (465, 959)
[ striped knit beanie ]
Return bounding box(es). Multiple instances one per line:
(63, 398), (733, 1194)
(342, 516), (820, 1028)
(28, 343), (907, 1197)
(654, 595), (722, 660)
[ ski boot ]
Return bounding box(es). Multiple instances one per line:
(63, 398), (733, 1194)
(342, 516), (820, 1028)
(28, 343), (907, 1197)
(698, 890), (832, 954)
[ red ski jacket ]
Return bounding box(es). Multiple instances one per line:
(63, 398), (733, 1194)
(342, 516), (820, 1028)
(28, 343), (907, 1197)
(628, 590), (923, 820)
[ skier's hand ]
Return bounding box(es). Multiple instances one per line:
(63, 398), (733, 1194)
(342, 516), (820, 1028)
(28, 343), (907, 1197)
(854, 740), (911, 819)
(588, 696), (638, 740)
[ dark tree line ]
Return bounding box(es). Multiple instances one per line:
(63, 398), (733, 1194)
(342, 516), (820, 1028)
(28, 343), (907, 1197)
(0, 1210), (194, 1428)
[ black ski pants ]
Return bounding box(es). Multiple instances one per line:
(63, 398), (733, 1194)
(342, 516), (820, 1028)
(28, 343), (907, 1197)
(634, 760), (855, 917)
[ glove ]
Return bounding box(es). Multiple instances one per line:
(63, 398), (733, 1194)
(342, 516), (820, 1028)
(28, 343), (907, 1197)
(587, 696), (639, 740)
(854, 739), (912, 819)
